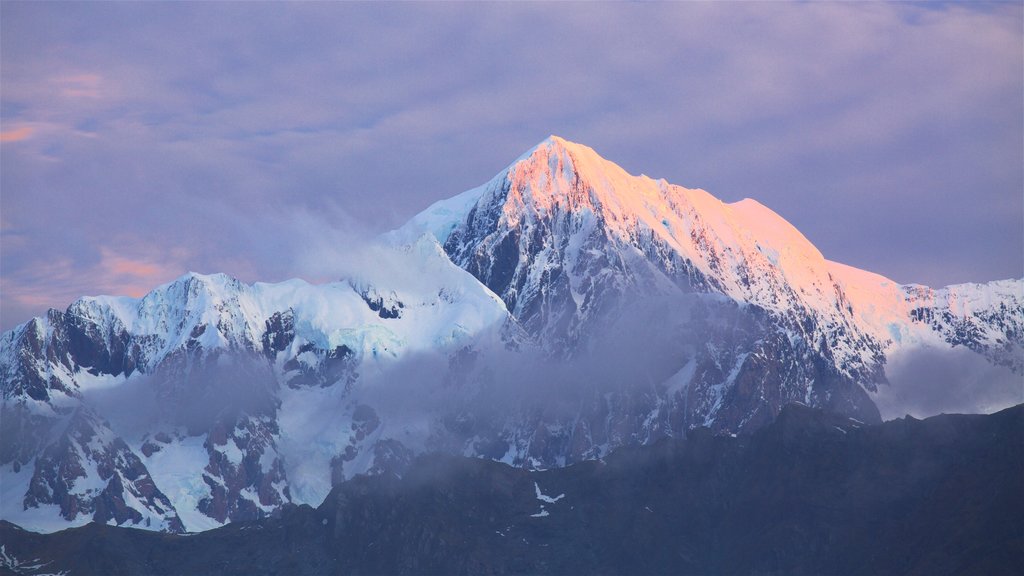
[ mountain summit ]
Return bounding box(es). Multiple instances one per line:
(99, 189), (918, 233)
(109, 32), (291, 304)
(412, 136), (1020, 377)
(412, 137), (818, 333)
(2, 137), (1022, 534)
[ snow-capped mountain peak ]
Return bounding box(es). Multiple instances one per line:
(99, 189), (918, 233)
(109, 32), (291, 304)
(2, 136), (1021, 537)
(409, 134), (1021, 394)
(407, 136), (836, 312)
(412, 138), (876, 384)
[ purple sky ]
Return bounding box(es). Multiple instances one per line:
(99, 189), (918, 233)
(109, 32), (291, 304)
(2, 2), (1021, 331)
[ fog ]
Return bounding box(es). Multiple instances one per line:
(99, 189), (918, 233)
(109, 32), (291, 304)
(362, 290), (706, 410)
(876, 345), (1023, 420)
(81, 355), (279, 440)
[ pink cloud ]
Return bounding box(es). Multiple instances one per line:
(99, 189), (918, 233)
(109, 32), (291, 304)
(1, 257), (85, 322)
(96, 247), (189, 298)
(0, 126), (34, 142)
(55, 73), (102, 99)
(0, 246), (191, 329)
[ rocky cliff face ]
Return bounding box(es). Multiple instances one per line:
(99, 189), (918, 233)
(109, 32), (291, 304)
(18, 407), (184, 533)
(2, 136), (1022, 534)
(903, 280), (1024, 371)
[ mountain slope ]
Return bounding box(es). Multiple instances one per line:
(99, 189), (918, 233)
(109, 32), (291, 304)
(1, 236), (520, 532)
(411, 137), (1021, 368)
(409, 138), (882, 373)
(2, 404), (1020, 575)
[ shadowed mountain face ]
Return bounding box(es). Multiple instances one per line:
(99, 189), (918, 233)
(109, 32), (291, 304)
(2, 136), (1022, 533)
(2, 403), (1021, 576)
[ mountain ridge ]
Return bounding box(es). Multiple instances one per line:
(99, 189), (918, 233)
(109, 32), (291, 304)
(2, 403), (1020, 575)
(2, 136), (1021, 534)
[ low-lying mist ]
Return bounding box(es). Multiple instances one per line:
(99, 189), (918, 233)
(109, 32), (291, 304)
(356, 290), (708, 421)
(877, 345), (1023, 420)
(81, 356), (279, 440)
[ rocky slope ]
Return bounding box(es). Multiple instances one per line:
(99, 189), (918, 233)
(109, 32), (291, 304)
(2, 403), (1020, 575)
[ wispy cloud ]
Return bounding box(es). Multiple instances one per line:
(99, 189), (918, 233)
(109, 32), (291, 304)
(54, 73), (102, 99)
(0, 125), (32, 142)
(0, 242), (191, 327)
(95, 247), (189, 297)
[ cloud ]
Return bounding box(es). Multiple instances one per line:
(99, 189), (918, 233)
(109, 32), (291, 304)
(55, 73), (102, 99)
(0, 126), (32, 142)
(0, 241), (191, 329)
(875, 345), (1024, 420)
(96, 247), (190, 297)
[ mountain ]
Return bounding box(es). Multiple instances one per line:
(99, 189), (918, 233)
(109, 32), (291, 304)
(2, 403), (1020, 575)
(402, 135), (1022, 440)
(2, 136), (1021, 534)
(1, 238), (520, 533)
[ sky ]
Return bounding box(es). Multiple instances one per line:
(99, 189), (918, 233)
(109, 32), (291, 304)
(1, 1), (1021, 331)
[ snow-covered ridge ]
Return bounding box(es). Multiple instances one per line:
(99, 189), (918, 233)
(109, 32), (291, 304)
(4, 235), (513, 394)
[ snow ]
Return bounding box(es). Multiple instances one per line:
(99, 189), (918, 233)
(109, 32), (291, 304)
(0, 545), (68, 576)
(72, 265), (489, 373)
(391, 184), (488, 244)
(219, 439), (244, 467)
(143, 436), (221, 533)
(404, 135), (1020, 388)
(527, 481), (565, 518)
(71, 370), (128, 393)
(703, 352), (750, 426)
(0, 461), (91, 534)
(69, 456), (106, 495)
(534, 482), (565, 504)
(241, 487), (277, 514)
(664, 359), (696, 396)
(118, 478), (177, 532)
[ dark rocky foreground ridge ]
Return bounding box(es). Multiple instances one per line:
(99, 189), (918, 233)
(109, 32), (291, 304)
(1, 403), (1021, 576)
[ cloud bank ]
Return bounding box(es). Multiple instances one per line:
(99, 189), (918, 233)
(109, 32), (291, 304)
(877, 346), (1023, 420)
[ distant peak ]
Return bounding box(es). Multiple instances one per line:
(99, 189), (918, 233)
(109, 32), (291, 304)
(178, 271), (233, 284)
(510, 135), (624, 186)
(533, 135), (597, 157)
(513, 135), (598, 165)
(161, 271), (243, 296)
(541, 134), (578, 149)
